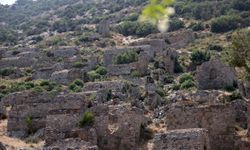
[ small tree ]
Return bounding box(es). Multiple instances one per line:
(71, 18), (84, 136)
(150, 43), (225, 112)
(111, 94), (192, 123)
(226, 30), (250, 79)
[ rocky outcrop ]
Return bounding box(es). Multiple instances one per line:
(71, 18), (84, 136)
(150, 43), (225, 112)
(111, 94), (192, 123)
(196, 58), (237, 90)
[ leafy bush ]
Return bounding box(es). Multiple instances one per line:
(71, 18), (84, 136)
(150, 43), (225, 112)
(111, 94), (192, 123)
(116, 21), (157, 37)
(79, 111), (94, 127)
(124, 13), (139, 21)
(191, 50), (211, 66)
(180, 79), (196, 90)
(25, 115), (34, 134)
(87, 70), (101, 81)
(174, 73), (196, 90)
(95, 66), (107, 76)
(179, 73), (194, 84)
(69, 79), (84, 92)
(208, 44), (223, 52)
(190, 22), (204, 31)
(131, 70), (142, 77)
(73, 61), (86, 68)
(225, 30), (250, 78)
(232, 0), (250, 11)
(163, 74), (174, 84)
(168, 19), (185, 32)
(0, 68), (16, 76)
(211, 15), (242, 33)
(229, 91), (242, 101)
(114, 51), (138, 64)
(156, 86), (165, 97)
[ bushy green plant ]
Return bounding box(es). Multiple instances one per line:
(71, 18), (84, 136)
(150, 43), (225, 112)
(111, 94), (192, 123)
(191, 50), (211, 66)
(87, 71), (101, 81)
(168, 19), (185, 32)
(25, 115), (34, 134)
(0, 67), (16, 76)
(79, 111), (94, 127)
(179, 73), (194, 84)
(156, 86), (166, 97)
(69, 79), (84, 92)
(95, 66), (107, 76)
(114, 51), (138, 64)
(131, 70), (142, 77)
(180, 79), (196, 90)
(116, 21), (156, 37)
(73, 61), (85, 68)
(211, 15), (242, 33)
(163, 74), (174, 84)
(190, 22), (204, 31)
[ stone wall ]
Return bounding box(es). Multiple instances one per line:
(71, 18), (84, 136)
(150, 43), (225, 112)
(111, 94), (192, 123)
(164, 104), (236, 150)
(150, 128), (210, 150)
(4, 91), (88, 138)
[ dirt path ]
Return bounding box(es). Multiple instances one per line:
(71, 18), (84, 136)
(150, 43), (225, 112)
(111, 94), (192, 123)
(0, 119), (44, 149)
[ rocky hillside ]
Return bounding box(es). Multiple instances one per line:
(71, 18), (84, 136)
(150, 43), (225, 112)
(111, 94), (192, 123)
(0, 0), (250, 149)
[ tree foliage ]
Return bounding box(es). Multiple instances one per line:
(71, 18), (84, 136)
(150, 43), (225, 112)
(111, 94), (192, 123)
(140, 0), (175, 32)
(226, 30), (250, 78)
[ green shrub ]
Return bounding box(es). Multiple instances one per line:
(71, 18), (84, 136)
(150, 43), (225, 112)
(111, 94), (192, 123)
(229, 91), (242, 101)
(172, 84), (180, 91)
(179, 73), (194, 84)
(190, 22), (204, 31)
(180, 79), (196, 90)
(95, 66), (107, 76)
(131, 70), (142, 77)
(163, 74), (174, 84)
(124, 13), (139, 21)
(211, 15), (242, 33)
(73, 61), (85, 68)
(156, 87), (165, 97)
(114, 51), (138, 64)
(168, 19), (185, 32)
(87, 71), (101, 81)
(224, 85), (236, 92)
(0, 67), (15, 76)
(69, 79), (84, 92)
(116, 21), (156, 37)
(79, 111), (94, 127)
(191, 50), (211, 66)
(25, 115), (34, 134)
(208, 44), (223, 51)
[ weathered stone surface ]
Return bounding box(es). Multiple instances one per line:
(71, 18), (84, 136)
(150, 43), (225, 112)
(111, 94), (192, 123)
(4, 91), (88, 138)
(93, 104), (146, 150)
(52, 47), (78, 58)
(107, 64), (132, 76)
(196, 58), (237, 90)
(130, 39), (166, 53)
(149, 30), (195, 49)
(146, 91), (162, 110)
(50, 69), (83, 84)
(162, 49), (178, 74)
(104, 45), (154, 66)
(0, 56), (36, 68)
(150, 128), (210, 150)
(45, 104), (146, 150)
(46, 138), (98, 150)
(239, 80), (250, 99)
(165, 104), (236, 150)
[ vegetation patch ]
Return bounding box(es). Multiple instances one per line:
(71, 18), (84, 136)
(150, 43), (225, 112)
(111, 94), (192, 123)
(79, 111), (95, 127)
